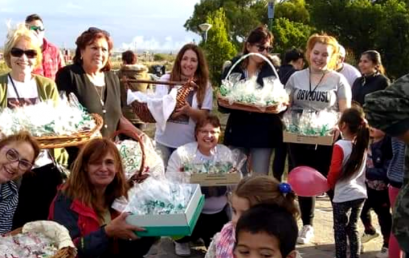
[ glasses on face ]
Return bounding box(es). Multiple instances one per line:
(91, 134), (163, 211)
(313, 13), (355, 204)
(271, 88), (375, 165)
(10, 48), (37, 59)
(255, 44), (273, 53)
(4, 148), (33, 171)
(199, 129), (221, 136)
(28, 25), (45, 32)
(86, 27), (110, 37)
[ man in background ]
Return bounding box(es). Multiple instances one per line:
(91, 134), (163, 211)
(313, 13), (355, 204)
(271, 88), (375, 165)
(336, 45), (361, 87)
(25, 14), (64, 80)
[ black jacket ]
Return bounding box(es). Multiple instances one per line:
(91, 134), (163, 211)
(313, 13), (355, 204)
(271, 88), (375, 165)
(352, 73), (389, 106)
(278, 64), (297, 85)
(366, 136), (392, 182)
(220, 56), (283, 148)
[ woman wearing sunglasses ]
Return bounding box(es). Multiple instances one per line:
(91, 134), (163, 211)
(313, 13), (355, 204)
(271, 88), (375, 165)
(220, 26), (283, 175)
(0, 24), (65, 229)
(56, 28), (141, 166)
(0, 131), (40, 234)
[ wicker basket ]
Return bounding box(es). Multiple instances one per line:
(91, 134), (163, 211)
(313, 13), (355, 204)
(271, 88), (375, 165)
(218, 52), (287, 114)
(111, 129), (148, 183)
(218, 93), (286, 114)
(34, 113), (103, 149)
(7, 222), (76, 258)
(123, 79), (198, 123)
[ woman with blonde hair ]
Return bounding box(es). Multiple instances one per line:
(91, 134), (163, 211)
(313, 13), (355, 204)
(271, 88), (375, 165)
(49, 138), (156, 258)
(0, 23), (64, 229)
(285, 33), (352, 244)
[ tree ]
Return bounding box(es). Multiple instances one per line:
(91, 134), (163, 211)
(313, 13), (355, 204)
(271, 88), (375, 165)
(200, 8), (237, 87)
(272, 17), (314, 55)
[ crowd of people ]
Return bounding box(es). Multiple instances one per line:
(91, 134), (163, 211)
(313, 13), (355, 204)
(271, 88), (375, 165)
(0, 13), (408, 258)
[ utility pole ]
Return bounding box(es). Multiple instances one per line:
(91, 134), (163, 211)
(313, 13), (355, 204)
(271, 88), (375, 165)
(268, 0), (276, 30)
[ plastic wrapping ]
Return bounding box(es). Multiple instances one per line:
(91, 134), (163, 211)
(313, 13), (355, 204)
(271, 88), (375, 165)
(112, 177), (194, 215)
(0, 221), (75, 258)
(116, 136), (165, 180)
(220, 74), (289, 109)
(283, 109), (339, 136)
(0, 93), (95, 137)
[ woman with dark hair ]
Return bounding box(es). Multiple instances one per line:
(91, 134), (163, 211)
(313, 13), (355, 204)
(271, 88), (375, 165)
(352, 50), (390, 106)
(221, 25), (282, 175)
(49, 138), (156, 258)
(0, 132), (40, 234)
(155, 43), (213, 165)
(55, 28), (141, 165)
(117, 50), (150, 130)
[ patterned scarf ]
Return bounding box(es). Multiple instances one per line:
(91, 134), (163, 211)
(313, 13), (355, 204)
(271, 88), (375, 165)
(215, 222), (236, 258)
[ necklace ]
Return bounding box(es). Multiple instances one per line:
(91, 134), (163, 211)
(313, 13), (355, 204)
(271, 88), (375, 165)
(308, 68), (327, 96)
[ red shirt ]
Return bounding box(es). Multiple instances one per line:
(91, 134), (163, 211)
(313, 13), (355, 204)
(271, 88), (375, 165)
(32, 38), (64, 80)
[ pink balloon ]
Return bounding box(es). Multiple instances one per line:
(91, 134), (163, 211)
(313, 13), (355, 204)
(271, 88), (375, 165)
(288, 166), (330, 197)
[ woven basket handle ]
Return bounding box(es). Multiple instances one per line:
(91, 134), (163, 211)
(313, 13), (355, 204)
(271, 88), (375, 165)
(111, 130), (147, 183)
(225, 52), (280, 80)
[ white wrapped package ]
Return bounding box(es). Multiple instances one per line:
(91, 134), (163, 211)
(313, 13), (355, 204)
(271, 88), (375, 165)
(127, 88), (177, 132)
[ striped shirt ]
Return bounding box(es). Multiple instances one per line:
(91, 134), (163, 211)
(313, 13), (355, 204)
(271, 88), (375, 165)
(387, 138), (405, 186)
(0, 181), (18, 234)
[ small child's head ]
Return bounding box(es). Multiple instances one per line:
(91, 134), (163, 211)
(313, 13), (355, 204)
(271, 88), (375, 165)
(234, 204), (298, 258)
(338, 106), (370, 181)
(231, 175), (299, 226)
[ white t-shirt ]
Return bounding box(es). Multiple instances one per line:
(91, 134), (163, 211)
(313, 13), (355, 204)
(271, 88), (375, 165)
(7, 78), (39, 107)
(333, 140), (367, 203)
(154, 74), (213, 148)
(167, 142), (230, 214)
(7, 77), (52, 167)
(286, 69), (351, 112)
(338, 63), (361, 87)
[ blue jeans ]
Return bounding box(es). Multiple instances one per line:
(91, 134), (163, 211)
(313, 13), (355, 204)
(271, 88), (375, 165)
(232, 147), (272, 176)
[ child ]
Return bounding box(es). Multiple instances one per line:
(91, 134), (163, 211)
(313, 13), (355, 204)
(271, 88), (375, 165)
(327, 107), (370, 258)
(234, 204), (299, 258)
(205, 175), (299, 258)
(360, 127), (392, 258)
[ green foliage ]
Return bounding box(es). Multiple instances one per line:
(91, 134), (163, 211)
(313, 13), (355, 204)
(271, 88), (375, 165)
(272, 17), (314, 56)
(186, 0), (409, 79)
(200, 8), (237, 87)
(308, 0), (409, 79)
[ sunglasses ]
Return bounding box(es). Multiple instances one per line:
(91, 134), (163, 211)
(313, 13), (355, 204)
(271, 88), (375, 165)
(28, 25), (45, 32)
(4, 148), (33, 171)
(10, 48), (37, 58)
(86, 27), (110, 37)
(255, 44), (273, 53)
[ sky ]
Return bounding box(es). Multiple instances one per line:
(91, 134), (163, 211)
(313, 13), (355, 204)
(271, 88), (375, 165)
(0, 0), (202, 52)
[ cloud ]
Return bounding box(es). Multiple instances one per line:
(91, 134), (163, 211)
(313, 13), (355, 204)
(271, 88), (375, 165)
(65, 2), (83, 10)
(121, 35), (196, 52)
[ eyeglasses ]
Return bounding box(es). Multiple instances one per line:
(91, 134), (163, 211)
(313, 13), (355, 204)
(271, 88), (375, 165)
(4, 148), (33, 171)
(255, 44), (273, 53)
(199, 129), (221, 136)
(10, 48), (37, 59)
(28, 25), (45, 32)
(86, 27), (110, 37)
